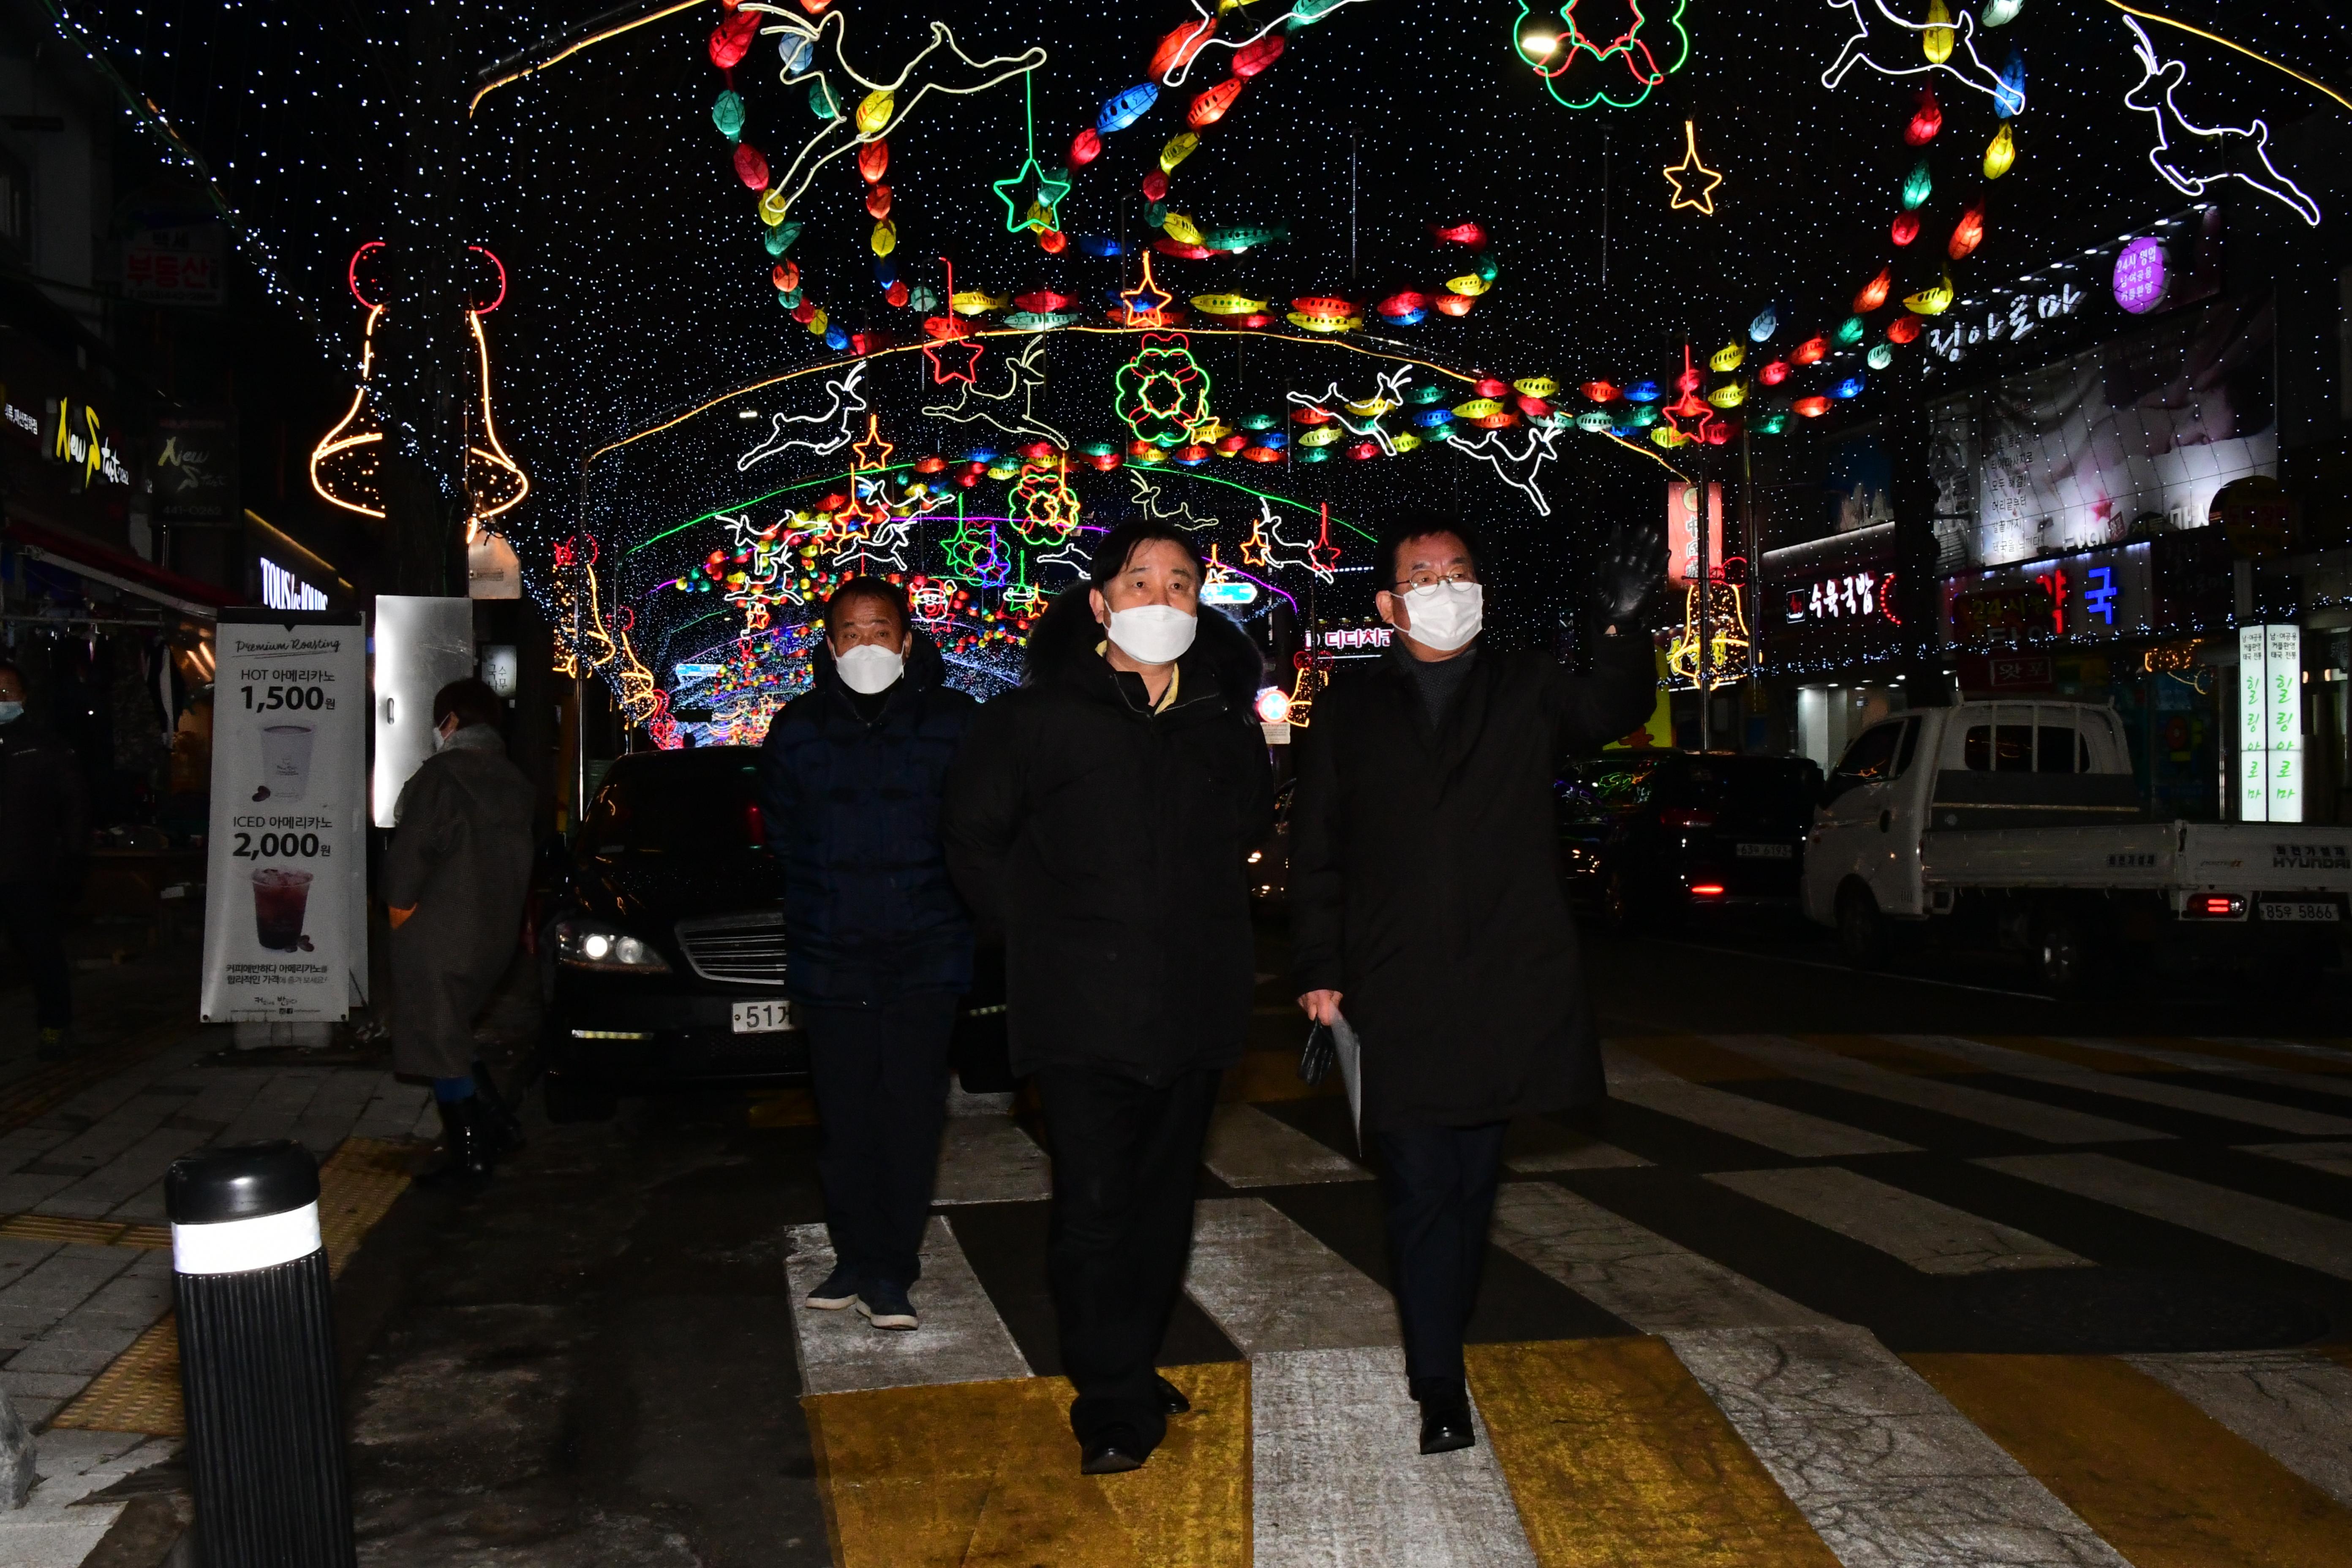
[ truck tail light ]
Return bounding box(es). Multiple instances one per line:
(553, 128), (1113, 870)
(1690, 883), (1726, 898)
(1659, 808), (1718, 829)
(2189, 894), (2246, 918)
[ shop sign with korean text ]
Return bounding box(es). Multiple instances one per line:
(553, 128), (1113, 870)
(200, 610), (370, 1022)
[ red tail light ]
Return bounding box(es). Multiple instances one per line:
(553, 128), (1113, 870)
(1690, 883), (1727, 898)
(1658, 808), (1717, 829)
(2191, 894), (2245, 918)
(743, 801), (768, 846)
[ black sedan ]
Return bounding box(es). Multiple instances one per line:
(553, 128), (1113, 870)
(1558, 751), (1821, 933)
(538, 746), (805, 1120)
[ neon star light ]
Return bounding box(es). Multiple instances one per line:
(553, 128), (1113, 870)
(1821, 0), (2028, 114)
(755, 10), (1046, 222)
(1512, 0), (1691, 111)
(991, 73), (1070, 234)
(2120, 17), (2321, 228)
(1663, 121), (1723, 214)
(1117, 251), (1175, 327)
(738, 362), (870, 471)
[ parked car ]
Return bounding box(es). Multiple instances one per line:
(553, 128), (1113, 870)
(1558, 751), (1821, 932)
(1806, 700), (2352, 991)
(538, 746), (803, 1120)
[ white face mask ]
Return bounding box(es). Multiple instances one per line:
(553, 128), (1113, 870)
(1399, 581), (1483, 652)
(0, 701), (21, 725)
(1104, 603), (1198, 666)
(834, 642), (904, 695)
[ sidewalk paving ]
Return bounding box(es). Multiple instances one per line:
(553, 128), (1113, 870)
(0, 949), (438, 1565)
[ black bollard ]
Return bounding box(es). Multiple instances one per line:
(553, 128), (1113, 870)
(166, 1140), (356, 1568)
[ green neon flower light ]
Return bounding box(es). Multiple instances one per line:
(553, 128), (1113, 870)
(1114, 335), (1214, 445)
(1511, 0), (1690, 111)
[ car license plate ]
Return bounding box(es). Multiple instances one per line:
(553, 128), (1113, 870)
(1736, 842), (1794, 859)
(731, 1000), (795, 1033)
(2261, 902), (2341, 923)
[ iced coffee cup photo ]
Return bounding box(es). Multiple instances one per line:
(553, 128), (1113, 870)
(251, 867), (316, 952)
(259, 723), (317, 802)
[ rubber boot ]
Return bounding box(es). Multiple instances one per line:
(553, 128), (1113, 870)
(416, 1094), (497, 1187)
(471, 1059), (528, 1157)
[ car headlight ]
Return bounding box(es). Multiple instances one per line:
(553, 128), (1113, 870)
(556, 920), (671, 973)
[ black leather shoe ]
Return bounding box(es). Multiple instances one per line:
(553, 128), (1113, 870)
(1080, 1425), (1149, 1475)
(416, 1095), (497, 1188)
(1155, 1374), (1191, 1416)
(1419, 1399), (1476, 1455)
(471, 1059), (528, 1156)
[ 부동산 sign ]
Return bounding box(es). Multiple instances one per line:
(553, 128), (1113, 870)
(200, 610), (370, 1022)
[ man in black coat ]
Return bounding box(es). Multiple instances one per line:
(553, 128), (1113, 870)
(944, 521), (1273, 1475)
(762, 577), (976, 1333)
(1290, 520), (1663, 1454)
(0, 662), (86, 1059)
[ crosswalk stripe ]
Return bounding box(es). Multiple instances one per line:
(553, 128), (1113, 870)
(2240, 1141), (2352, 1179)
(931, 1117), (1052, 1205)
(805, 1362), (1250, 1567)
(1710, 1034), (2167, 1144)
(2054, 1038), (2352, 1105)
(1252, 1345), (1537, 1568)
(1706, 1166), (2093, 1274)
(1200, 1104), (1369, 1188)
(1909, 1352), (2352, 1568)
(1606, 1045), (1919, 1159)
(1489, 1181), (1830, 1331)
(1505, 1137), (1652, 1173)
(785, 1216), (1032, 1394)
(1468, 1337), (1843, 1568)
(1975, 1153), (2352, 1280)
(1670, 1326), (2131, 1568)
(1183, 1196), (1399, 1354)
(2124, 1350), (2352, 1513)
(2200, 1037), (2352, 1069)
(1895, 1035), (2352, 1136)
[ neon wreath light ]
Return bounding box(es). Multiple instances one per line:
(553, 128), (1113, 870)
(1512, 0), (1691, 112)
(1821, 0), (2026, 115)
(2120, 16), (2320, 228)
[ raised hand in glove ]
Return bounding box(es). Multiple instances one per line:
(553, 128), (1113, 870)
(1594, 522), (1668, 634)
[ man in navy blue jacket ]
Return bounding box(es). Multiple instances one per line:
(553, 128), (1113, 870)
(761, 578), (976, 1331)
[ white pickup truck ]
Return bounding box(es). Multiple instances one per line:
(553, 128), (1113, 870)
(1802, 700), (2352, 991)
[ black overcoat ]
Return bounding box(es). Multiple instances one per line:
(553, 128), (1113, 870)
(942, 591), (1274, 1085)
(1288, 633), (1656, 1131)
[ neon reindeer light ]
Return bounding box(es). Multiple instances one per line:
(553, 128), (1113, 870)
(2120, 17), (2320, 228)
(1820, 0), (2025, 114)
(737, 362), (870, 471)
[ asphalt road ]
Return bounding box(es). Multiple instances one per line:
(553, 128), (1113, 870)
(332, 909), (2352, 1566)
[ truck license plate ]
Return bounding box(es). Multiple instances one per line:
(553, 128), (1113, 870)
(2261, 902), (2340, 923)
(1736, 842), (1794, 859)
(731, 1000), (795, 1033)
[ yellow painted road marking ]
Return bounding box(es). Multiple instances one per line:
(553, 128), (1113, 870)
(1909, 1353), (2352, 1568)
(0, 1213), (172, 1249)
(807, 1363), (1248, 1568)
(1469, 1338), (1841, 1568)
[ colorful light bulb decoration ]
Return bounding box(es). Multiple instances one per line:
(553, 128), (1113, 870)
(1984, 120), (2016, 178)
(1902, 161), (1933, 210)
(1905, 86), (1943, 145)
(1748, 305), (1778, 343)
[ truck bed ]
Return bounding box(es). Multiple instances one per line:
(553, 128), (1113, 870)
(1922, 822), (2352, 894)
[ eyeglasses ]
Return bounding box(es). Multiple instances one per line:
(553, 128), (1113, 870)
(1392, 568), (1477, 591)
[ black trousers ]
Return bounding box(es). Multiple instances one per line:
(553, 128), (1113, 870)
(1376, 1120), (1508, 1390)
(1034, 1063), (1220, 1450)
(0, 882), (72, 1031)
(800, 992), (959, 1290)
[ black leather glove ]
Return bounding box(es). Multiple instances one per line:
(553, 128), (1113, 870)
(1594, 522), (1668, 632)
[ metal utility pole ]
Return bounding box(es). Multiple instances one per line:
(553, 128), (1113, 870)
(1696, 453), (1712, 752)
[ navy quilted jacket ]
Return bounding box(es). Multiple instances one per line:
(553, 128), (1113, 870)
(757, 631), (977, 1004)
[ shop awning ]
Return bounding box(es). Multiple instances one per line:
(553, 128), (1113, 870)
(3, 515), (238, 621)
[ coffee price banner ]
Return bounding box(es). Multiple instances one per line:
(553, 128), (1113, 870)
(201, 610), (369, 1023)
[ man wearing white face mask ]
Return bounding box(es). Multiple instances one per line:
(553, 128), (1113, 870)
(760, 577), (976, 1332)
(945, 521), (1274, 1475)
(1290, 519), (1663, 1454)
